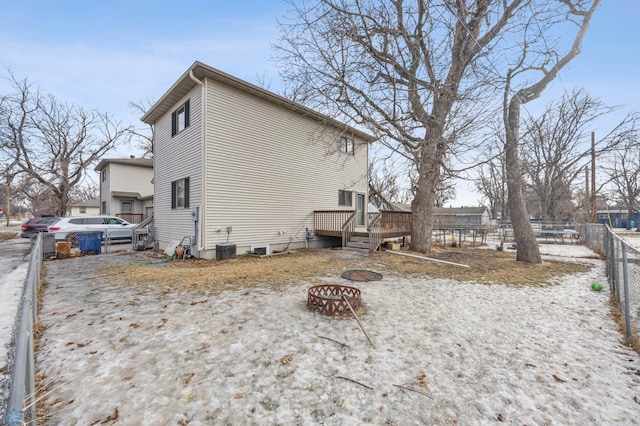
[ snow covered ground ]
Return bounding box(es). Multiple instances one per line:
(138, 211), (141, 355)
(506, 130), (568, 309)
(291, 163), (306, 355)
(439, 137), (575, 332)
(35, 244), (640, 425)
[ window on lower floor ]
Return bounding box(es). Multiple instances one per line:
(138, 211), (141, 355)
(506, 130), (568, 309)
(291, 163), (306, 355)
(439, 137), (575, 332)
(172, 177), (190, 209)
(79, 206), (86, 214)
(338, 190), (352, 207)
(101, 201), (106, 214)
(121, 201), (133, 213)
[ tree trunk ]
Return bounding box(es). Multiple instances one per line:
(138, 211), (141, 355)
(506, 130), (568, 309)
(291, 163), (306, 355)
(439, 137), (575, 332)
(627, 206), (635, 230)
(505, 97), (541, 263)
(411, 143), (440, 254)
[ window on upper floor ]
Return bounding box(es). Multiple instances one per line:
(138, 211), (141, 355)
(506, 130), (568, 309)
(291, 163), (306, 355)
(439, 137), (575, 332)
(171, 177), (190, 209)
(340, 136), (354, 155)
(171, 99), (190, 136)
(338, 190), (352, 207)
(101, 170), (106, 182)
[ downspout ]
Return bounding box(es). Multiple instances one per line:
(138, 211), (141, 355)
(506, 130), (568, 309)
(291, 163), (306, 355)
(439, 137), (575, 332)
(189, 70), (206, 254)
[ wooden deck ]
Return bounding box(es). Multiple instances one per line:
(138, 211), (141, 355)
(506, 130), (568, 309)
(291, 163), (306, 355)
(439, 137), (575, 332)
(314, 210), (491, 251)
(314, 210), (411, 252)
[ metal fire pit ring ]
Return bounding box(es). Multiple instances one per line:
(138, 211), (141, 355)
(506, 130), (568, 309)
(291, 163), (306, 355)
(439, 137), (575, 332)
(307, 284), (361, 317)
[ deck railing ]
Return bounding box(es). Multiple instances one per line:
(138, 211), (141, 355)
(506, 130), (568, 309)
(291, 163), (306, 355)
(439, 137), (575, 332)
(341, 212), (357, 249)
(314, 209), (412, 247)
(380, 211), (412, 235)
(368, 212), (382, 253)
(314, 210), (357, 237)
(116, 213), (144, 224)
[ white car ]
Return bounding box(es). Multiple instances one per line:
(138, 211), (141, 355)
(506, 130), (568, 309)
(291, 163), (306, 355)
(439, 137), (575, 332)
(48, 215), (135, 241)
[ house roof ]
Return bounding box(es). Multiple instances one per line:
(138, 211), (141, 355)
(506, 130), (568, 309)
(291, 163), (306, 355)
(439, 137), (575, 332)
(94, 157), (153, 172)
(435, 206), (488, 215)
(141, 61), (376, 143)
(388, 202), (411, 212)
(69, 198), (100, 208)
(111, 191), (142, 199)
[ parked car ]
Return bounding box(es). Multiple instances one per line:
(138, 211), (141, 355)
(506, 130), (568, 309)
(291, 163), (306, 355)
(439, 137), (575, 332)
(48, 216), (135, 241)
(20, 217), (61, 238)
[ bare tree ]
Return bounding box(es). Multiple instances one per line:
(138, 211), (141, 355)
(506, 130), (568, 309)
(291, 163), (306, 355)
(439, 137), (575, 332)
(70, 185), (99, 203)
(276, 0), (533, 253)
(0, 157), (21, 225)
(128, 100), (154, 157)
(435, 161), (457, 207)
(0, 74), (130, 217)
(521, 89), (636, 221)
(0, 88), (27, 225)
(474, 135), (507, 220)
(603, 133), (640, 230)
(368, 154), (411, 209)
(502, 0), (600, 263)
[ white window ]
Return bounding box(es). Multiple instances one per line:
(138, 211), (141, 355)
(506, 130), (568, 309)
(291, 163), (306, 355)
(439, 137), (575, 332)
(338, 190), (352, 207)
(340, 137), (354, 155)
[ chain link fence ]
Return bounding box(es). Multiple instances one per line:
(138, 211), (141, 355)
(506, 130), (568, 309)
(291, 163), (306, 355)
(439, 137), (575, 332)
(581, 223), (639, 353)
(4, 233), (41, 425)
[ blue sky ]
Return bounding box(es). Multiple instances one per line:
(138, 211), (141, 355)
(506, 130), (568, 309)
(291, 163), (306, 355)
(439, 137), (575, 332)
(0, 0), (638, 203)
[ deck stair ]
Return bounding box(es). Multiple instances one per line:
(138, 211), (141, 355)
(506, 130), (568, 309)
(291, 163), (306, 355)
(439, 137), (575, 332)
(345, 235), (370, 252)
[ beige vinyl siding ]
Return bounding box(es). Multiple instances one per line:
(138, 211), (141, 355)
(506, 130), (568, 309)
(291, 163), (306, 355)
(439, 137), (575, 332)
(107, 163), (154, 214)
(154, 87), (202, 245)
(69, 206), (100, 216)
(201, 78), (368, 253)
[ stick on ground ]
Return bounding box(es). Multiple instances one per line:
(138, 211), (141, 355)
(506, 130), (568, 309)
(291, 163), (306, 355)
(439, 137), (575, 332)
(393, 383), (434, 399)
(342, 294), (375, 349)
(318, 335), (351, 348)
(334, 375), (374, 390)
(386, 249), (469, 268)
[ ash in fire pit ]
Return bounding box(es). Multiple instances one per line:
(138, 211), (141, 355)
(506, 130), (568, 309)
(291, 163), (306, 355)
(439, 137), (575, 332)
(307, 284), (361, 316)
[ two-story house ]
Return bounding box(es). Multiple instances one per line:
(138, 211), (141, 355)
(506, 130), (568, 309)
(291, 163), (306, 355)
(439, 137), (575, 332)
(95, 157), (154, 223)
(141, 61), (374, 259)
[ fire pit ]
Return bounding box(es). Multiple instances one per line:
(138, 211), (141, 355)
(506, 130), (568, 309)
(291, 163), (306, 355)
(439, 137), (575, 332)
(307, 284), (361, 316)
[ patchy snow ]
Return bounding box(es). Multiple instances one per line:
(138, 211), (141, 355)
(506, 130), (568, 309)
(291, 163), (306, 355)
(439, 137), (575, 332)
(36, 246), (640, 425)
(0, 236), (30, 420)
(0, 262), (29, 363)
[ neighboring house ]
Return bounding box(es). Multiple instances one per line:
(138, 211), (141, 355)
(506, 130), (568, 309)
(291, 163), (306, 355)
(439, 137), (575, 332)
(597, 207), (639, 229)
(379, 202), (490, 229)
(94, 157), (154, 223)
(67, 198), (100, 216)
(141, 61), (374, 259)
(434, 206), (490, 228)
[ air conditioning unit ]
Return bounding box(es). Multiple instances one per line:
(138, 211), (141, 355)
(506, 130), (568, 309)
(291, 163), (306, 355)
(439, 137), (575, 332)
(250, 244), (271, 256)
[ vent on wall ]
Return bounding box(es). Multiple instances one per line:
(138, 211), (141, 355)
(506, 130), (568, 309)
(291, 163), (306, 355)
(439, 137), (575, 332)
(250, 244), (271, 256)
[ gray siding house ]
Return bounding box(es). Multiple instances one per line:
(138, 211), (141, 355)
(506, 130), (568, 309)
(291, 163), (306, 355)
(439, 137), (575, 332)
(142, 61), (373, 259)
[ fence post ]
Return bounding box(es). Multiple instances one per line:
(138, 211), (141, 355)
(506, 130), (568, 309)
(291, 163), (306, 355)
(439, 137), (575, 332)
(621, 242), (632, 345)
(609, 231), (617, 295)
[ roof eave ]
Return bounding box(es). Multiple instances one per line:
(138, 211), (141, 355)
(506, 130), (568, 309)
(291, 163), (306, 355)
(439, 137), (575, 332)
(141, 61), (375, 143)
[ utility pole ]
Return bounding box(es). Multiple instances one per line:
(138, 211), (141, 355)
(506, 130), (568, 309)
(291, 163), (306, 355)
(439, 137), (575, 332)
(585, 166), (590, 221)
(591, 131), (596, 223)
